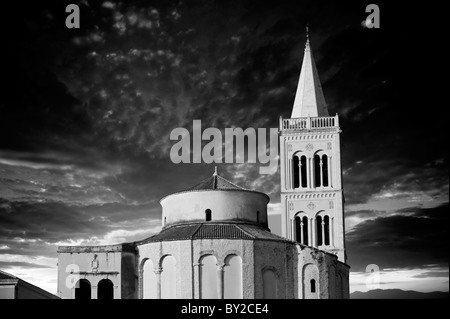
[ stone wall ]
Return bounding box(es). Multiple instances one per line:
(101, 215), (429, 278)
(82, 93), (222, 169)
(57, 244), (136, 299)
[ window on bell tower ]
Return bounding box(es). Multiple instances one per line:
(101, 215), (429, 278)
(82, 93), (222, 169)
(292, 153), (308, 189)
(300, 156), (307, 187)
(293, 155), (300, 188)
(313, 152), (330, 188)
(295, 214), (309, 245)
(322, 155), (329, 187)
(314, 154), (321, 187)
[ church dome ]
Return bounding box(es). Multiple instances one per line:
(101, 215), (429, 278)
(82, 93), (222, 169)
(160, 168), (269, 229)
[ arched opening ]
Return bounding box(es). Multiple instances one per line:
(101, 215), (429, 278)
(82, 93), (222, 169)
(316, 215), (323, 246)
(293, 155), (300, 188)
(200, 255), (218, 299)
(324, 215), (330, 246)
(75, 279), (91, 300)
(310, 279), (316, 293)
(98, 279), (114, 299)
(143, 259), (157, 299)
(302, 216), (309, 245)
(161, 255), (177, 299)
(295, 216), (301, 243)
(314, 154), (321, 187)
(205, 209), (212, 221)
(300, 156), (307, 187)
(322, 155), (329, 187)
(262, 269), (277, 299)
(164, 217), (167, 226)
(224, 255), (242, 299)
(256, 211), (260, 224)
(302, 264), (319, 299)
(295, 215), (309, 245)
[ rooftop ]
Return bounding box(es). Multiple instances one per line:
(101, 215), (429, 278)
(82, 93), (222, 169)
(137, 222), (290, 245)
(161, 167), (269, 201)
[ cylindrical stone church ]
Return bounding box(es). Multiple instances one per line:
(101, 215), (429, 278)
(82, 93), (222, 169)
(57, 169), (349, 299)
(136, 169), (348, 299)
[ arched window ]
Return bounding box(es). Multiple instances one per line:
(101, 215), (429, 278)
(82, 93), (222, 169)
(98, 279), (114, 299)
(322, 155), (329, 187)
(324, 215), (330, 246)
(316, 214), (331, 246)
(75, 279), (91, 299)
(256, 211), (260, 224)
(293, 155), (308, 189)
(314, 154), (321, 187)
(302, 216), (309, 245)
(164, 217), (167, 226)
(143, 259), (157, 299)
(293, 155), (300, 188)
(295, 215), (309, 245)
(205, 209), (212, 221)
(200, 255), (218, 299)
(262, 269), (277, 299)
(161, 255), (176, 299)
(300, 156), (307, 187)
(224, 255), (243, 299)
(310, 279), (316, 293)
(295, 216), (301, 242)
(316, 215), (323, 246)
(302, 264), (319, 299)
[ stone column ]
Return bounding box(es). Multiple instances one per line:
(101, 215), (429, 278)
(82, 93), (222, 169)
(288, 158), (292, 189)
(319, 157), (324, 187)
(298, 160), (302, 189)
(328, 156), (333, 187)
(217, 264), (225, 299)
(331, 217), (335, 247)
(309, 218), (313, 246)
(308, 157), (312, 188)
(154, 267), (162, 299)
(312, 218), (316, 247)
(91, 284), (98, 299)
(138, 267), (144, 299)
(193, 262), (200, 299)
(300, 219), (304, 244)
(291, 218), (295, 241)
(321, 220), (325, 246)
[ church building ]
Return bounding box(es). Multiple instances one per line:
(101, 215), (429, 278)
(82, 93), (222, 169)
(57, 33), (350, 299)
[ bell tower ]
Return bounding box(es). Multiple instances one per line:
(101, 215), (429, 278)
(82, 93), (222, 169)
(279, 29), (346, 262)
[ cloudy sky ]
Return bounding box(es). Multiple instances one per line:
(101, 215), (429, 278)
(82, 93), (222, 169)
(0, 0), (447, 295)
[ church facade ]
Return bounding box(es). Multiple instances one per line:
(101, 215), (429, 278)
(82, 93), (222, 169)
(57, 34), (350, 299)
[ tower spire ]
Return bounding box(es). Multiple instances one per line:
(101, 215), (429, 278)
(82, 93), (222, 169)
(305, 24), (310, 47)
(291, 27), (329, 118)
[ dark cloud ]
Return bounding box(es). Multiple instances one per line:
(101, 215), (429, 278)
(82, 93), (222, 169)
(346, 203), (449, 272)
(0, 197), (160, 257)
(0, 0), (447, 293)
(0, 261), (52, 269)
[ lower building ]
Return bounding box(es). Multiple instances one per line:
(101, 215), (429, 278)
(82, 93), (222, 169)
(57, 170), (349, 299)
(0, 270), (59, 299)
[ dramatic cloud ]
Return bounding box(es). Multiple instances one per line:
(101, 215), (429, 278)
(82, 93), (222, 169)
(346, 203), (449, 272)
(0, 0), (447, 294)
